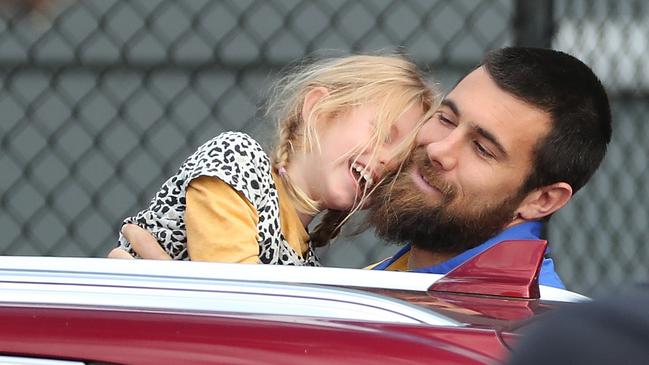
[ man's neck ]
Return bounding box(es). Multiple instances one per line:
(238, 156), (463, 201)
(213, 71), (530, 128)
(408, 246), (457, 270)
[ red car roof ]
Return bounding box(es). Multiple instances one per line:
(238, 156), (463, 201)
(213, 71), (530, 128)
(0, 241), (585, 364)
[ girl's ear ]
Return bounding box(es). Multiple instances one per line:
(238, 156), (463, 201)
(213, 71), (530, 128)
(516, 182), (573, 220)
(301, 87), (329, 124)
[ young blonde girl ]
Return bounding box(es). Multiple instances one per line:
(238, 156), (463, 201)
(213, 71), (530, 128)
(112, 53), (439, 265)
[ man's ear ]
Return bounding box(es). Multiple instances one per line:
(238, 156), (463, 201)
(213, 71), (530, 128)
(301, 86), (329, 125)
(516, 182), (573, 221)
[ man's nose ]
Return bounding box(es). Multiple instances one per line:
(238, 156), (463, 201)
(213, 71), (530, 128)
(425, 132), (460, 171)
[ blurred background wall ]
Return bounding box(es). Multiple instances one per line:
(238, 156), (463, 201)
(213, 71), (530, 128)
(1, 0), (646, 295)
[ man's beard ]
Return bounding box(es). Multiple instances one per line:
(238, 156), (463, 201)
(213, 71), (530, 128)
(366, 148), (527, 255)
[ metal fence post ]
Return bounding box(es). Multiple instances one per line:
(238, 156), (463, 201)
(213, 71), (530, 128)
(513, 0), (554, 240)
(513, 0), (554, 47)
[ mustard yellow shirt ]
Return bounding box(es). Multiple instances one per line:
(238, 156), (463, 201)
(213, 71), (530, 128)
(365, 254), (409, 271)
(185, 174), (309, 263)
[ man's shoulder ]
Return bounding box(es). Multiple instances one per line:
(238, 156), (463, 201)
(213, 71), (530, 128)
(539, 257), (566, 289)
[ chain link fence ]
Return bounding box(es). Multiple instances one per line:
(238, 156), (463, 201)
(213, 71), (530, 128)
(0, 0), (645, 295)
(549, 0), (649, 294)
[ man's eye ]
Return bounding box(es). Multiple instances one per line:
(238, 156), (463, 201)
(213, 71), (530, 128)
(437, 114), (456, 127)
(473, 141), (494, 159)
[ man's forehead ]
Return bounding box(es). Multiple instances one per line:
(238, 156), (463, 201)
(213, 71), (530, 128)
(445, 67), (494, 103)
(442, 67), (551, 155)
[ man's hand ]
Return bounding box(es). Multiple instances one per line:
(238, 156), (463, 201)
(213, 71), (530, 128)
(107, 247), (136, 259)
(107, 224), (172, 260)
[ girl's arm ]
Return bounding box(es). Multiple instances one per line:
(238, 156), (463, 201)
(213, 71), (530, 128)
(185, 176), (259, 263)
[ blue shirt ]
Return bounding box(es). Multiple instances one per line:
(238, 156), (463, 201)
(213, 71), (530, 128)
(372, 221), (566, 289)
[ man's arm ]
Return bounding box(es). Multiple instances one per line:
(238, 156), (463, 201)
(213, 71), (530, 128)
(107, 224), (171, 259)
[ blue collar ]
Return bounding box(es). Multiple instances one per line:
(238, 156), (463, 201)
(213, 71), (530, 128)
(373, 221), (545, 274)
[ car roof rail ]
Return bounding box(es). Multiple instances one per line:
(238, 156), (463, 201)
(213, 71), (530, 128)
(428, 240), (546, 299)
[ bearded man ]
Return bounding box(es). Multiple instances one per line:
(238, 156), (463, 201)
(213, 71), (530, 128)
(367, 47), (612, 289)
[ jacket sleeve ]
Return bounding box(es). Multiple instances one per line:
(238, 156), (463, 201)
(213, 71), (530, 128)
(185, 175), (260, 263)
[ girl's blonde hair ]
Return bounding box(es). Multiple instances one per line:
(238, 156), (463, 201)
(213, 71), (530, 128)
(265, 53), (440, 247)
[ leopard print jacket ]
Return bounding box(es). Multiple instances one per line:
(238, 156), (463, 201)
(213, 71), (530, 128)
(117, 132), (319, 266)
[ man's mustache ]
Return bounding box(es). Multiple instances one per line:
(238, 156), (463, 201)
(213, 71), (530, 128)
(409, 148), (457, 202)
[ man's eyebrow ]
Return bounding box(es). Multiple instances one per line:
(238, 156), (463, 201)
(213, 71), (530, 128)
(472, 124), (508, 158)
(442, 98), (508, 158)
(440, 99), (460, 117)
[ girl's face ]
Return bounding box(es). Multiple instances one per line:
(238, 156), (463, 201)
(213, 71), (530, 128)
(306, 103), (425, 211)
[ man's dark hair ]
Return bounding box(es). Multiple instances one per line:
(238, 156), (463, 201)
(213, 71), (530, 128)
(482, 47), (612, 196)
